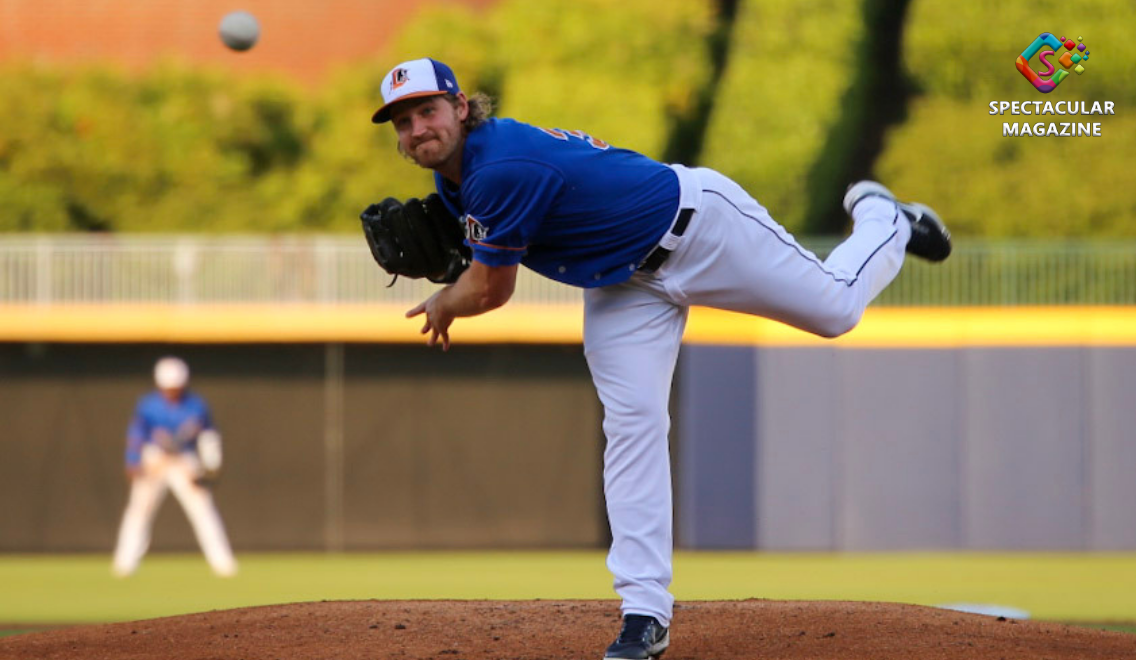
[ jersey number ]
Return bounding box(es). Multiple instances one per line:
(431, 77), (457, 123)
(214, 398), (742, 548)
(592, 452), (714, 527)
(539, 127), (611, 151)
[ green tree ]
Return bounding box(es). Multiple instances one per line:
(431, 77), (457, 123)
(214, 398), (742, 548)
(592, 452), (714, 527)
(876, 0), (1136, 237)
(700, 0), (863, 233)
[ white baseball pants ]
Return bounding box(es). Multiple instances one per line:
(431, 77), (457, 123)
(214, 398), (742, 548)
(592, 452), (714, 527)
(112, 444), (237, 577)
(583, 165), (910, 626)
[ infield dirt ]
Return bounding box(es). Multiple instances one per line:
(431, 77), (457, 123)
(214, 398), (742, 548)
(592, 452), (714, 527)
(2, 599), (1134, 659)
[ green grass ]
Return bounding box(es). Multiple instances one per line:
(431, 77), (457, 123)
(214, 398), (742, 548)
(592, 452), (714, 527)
(1, 551), (1134, 626)
(1076, 623), (1136, 634)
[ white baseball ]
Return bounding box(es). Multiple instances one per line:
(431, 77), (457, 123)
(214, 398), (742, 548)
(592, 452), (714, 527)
(219, 11), (260, 52)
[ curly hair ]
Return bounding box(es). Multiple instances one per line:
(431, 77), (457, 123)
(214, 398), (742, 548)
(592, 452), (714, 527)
(448, 92), (494, 133)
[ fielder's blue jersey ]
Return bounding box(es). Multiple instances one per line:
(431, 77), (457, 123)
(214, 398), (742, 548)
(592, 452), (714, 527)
(434, 118), (680, 288)
(125, 391), (215, 467)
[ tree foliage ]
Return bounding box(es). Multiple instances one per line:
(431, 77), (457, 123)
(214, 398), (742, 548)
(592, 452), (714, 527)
(876, 0), (1136, 237)
(0, 0), (1132, 237)
(700, 0), (863, 232)
(0, 63), (319, 232)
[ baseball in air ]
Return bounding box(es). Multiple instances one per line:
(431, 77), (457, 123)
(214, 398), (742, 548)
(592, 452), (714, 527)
(219, 11), (260, 51)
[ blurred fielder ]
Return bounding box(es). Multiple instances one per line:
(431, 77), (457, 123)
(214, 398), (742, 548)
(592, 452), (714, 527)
(361, 58), (950, 659)
(112, 356), (237, 578)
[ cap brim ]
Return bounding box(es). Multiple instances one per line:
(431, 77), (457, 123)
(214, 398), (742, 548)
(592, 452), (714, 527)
(371, 90), (449, 124)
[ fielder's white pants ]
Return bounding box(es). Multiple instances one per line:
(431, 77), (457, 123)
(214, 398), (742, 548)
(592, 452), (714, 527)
(583, 165), (910, 626)
(112, 444), (237, 577)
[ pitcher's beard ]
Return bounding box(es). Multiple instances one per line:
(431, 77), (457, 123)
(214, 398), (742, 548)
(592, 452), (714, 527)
(412, 151), (441, 169)
(410, 140), (458, 171)
(410, 143), (442, 169)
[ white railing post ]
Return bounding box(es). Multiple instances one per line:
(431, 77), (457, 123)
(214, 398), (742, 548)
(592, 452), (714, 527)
(35, 236), (52, 305)
(174, 238), (198, 305)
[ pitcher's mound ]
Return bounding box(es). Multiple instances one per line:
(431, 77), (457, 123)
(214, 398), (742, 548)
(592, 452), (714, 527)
(3, 599), (1134, 660)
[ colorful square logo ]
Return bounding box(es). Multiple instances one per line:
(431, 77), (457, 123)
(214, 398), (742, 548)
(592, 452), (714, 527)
(1016, 33), (1090, 93)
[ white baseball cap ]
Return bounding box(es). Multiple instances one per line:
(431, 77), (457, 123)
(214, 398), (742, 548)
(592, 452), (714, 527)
(372, 57), (461, 124)
(154, 356), (189, 389)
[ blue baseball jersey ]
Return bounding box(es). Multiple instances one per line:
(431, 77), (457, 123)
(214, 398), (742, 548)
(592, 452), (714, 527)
(435, 118), (680, 288)
(125, 391), (215, 467)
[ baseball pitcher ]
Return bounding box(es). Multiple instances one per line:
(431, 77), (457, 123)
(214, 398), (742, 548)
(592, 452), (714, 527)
(111, 357), (237, 578)
(361, 58), (951, 660)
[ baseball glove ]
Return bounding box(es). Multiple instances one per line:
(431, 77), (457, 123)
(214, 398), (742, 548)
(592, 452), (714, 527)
(193, 429), (222, 487)
(360, 194), (471, 284)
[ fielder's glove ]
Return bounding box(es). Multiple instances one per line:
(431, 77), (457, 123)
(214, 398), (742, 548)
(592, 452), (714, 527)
(194, 429), (223, 487)
(360, 194), (471, 285)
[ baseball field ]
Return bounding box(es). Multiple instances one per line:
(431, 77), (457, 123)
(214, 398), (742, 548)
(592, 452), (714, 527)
(2, 551), (1135, 658)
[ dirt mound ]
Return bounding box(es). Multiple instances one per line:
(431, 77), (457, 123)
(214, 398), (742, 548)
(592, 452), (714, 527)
(2, 599), (1133, 660)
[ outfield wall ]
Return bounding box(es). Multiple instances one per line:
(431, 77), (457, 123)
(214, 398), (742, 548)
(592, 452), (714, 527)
(0, 342), (606, 552)
(2, 305), (1135, 552)
(678, 345), (1136, 551)
(676, 306), (1136, 551)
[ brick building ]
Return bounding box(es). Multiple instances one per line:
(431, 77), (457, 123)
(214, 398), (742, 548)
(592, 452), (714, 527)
(0, 0), (493, 85)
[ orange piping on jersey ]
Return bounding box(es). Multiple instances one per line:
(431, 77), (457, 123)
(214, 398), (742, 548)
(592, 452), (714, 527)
(470, 241), (527, 251)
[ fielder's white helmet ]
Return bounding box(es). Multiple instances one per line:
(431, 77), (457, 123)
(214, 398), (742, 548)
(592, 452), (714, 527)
(154, 356), (190, 389)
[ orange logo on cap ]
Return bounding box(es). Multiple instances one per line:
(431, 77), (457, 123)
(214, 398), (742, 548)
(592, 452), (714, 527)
(391, 68), (409, 90)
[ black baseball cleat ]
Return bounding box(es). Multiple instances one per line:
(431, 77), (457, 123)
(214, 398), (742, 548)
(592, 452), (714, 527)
(603, 614), (670, 660)
(843, 180), (952, 262)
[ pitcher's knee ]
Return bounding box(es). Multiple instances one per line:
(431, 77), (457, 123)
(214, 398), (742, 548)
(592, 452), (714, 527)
(810, 306), (864, 338)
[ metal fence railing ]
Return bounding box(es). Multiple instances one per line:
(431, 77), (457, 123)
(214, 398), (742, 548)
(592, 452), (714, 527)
(0, 235), (1133, 306)
(869, 240), (1136, 306)
(0, 235), (578, 307)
